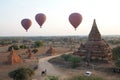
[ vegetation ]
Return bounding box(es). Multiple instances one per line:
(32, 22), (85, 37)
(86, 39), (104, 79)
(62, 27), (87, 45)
(8, 67), (34, 80)
(0, 39), (12, 46)
(115, 60), (120, 68)
(45, 76), (59, 80)
(107, 39), (120, 45)
(34, 41), (43, 48)
(68, 75), (104, 80)
(19, 44), (27, 49)
(8, 44), (19, 51)
(112, 46), (120, 60)
(44, 75), (104, 80)
(61, 54), (72, 61)
(69, 55), (81, 68)
(61, 54), (81, 68)
(32, 48), (38, 54)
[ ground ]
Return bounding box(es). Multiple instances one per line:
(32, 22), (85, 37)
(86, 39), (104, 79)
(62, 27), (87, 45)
(33, 54), (120, 80)
(0, 46), (69, 80)
(0, 45), (120, 80)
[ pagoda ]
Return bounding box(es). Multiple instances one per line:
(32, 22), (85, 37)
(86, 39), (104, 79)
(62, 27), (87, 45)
(7, 48), (22, 65)
(74, 19), (112, 62)
(27, 47), (34, 59)
(46, 46), (57, 56)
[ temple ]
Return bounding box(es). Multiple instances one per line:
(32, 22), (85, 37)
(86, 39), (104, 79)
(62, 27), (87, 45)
(73, 19), (112, 62)
(7, 48), (22, 65)
(27, 47), (34, 59)
(45, 46), (57, 56)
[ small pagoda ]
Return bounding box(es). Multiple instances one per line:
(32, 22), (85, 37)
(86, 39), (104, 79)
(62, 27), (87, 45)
(27, 47), (34, 59)
(7, 48), (22, 65)
(46, 46), (57, 56)
(74, 19), (112, 62)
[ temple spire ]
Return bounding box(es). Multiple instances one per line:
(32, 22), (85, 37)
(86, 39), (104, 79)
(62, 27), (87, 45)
(88, 19), (102, 41)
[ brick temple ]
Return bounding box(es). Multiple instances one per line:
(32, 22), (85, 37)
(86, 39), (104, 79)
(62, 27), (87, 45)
(73, 19), (112, 62)
(8, 48), (22, 65)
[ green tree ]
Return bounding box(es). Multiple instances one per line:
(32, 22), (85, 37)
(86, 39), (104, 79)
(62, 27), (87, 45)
(20, 45), (27, 49)
(112, 46), (120, 60)
(115, 60), (120, 68)
(34, 41), (43, 48)
(45, 76), (59, 80)
(32, 48), (38, 54)
(8, 45), (19, 51)
(8, 67), (34, 80)
(61, 54), (81, 68)
(69, 56), (81, 68)
(61, 54), (72, 61)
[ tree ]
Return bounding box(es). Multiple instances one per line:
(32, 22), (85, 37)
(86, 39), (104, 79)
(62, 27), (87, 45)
(32, 48), (38, 54)
(61, 54), (72, 61)
(20, 45), (27, 49)
(8, 67), (34, 80)
(69, 55), (81, 68)
(34, 41), (43, 48)
(115, 60), (120, 68)
(61, 54), (81, 68)
(112, 46), (120, 60)
(8, 45), (19, 51)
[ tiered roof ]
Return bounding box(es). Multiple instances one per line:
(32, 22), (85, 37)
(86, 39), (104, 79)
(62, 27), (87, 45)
(74, 19), (112, 61)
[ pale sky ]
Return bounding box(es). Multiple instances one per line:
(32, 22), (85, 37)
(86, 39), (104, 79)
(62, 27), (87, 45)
(0, 0), (120, 36)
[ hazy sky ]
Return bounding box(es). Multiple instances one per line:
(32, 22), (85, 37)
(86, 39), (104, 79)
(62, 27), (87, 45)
(0, 0), (120, 36)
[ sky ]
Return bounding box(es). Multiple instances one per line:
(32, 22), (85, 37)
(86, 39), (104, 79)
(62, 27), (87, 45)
(0, 0), (120, 36)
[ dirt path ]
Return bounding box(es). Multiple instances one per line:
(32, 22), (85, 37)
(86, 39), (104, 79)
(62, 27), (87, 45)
(32, 52), (120, 80)
(33, 52), (71, 80)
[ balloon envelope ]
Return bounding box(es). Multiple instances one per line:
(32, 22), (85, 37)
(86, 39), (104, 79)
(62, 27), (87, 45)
(35, 13), (46, 28)
(69, 13), (82, 30)
(21, 19), (32, 32)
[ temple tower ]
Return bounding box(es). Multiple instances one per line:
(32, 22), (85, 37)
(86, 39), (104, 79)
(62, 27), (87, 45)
(8, 48), (22, 65)
(74, 19), (112, 62)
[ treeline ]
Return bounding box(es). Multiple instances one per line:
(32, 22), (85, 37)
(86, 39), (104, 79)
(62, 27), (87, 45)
(8, 41), (43, 51)
(107, 39), (120, 45)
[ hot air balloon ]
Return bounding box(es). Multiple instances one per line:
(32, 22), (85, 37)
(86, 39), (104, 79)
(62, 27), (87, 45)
(21, 19), (32, 32)
(69, 13), (82, 30)
(35, 13), (46, 28)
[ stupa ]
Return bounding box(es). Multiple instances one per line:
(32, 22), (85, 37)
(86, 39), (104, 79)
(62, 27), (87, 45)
(27, 47), (34, 59)
(74, 19), (112, 62)
(7, 48), (22, 65)
(46, 46), (57, 56)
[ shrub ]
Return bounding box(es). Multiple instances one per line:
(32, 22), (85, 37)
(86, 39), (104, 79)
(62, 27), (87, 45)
(61, 54), (81, 68)
(32, 48), (38, 54)
(61, 54), (72, 61)
(45, 76), (59, 80)
(20, 45), (27, 49)
(8, 67), (34, 80)
(8, 45), (19, 51)
(69, 75), (104, 80)
(69, 55), (81, 68)
(112, 46), (120, 60)
(115, 60), (120, 68)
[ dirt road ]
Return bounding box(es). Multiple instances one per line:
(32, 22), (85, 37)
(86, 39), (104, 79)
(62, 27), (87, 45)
(33, 52), (71, 80)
